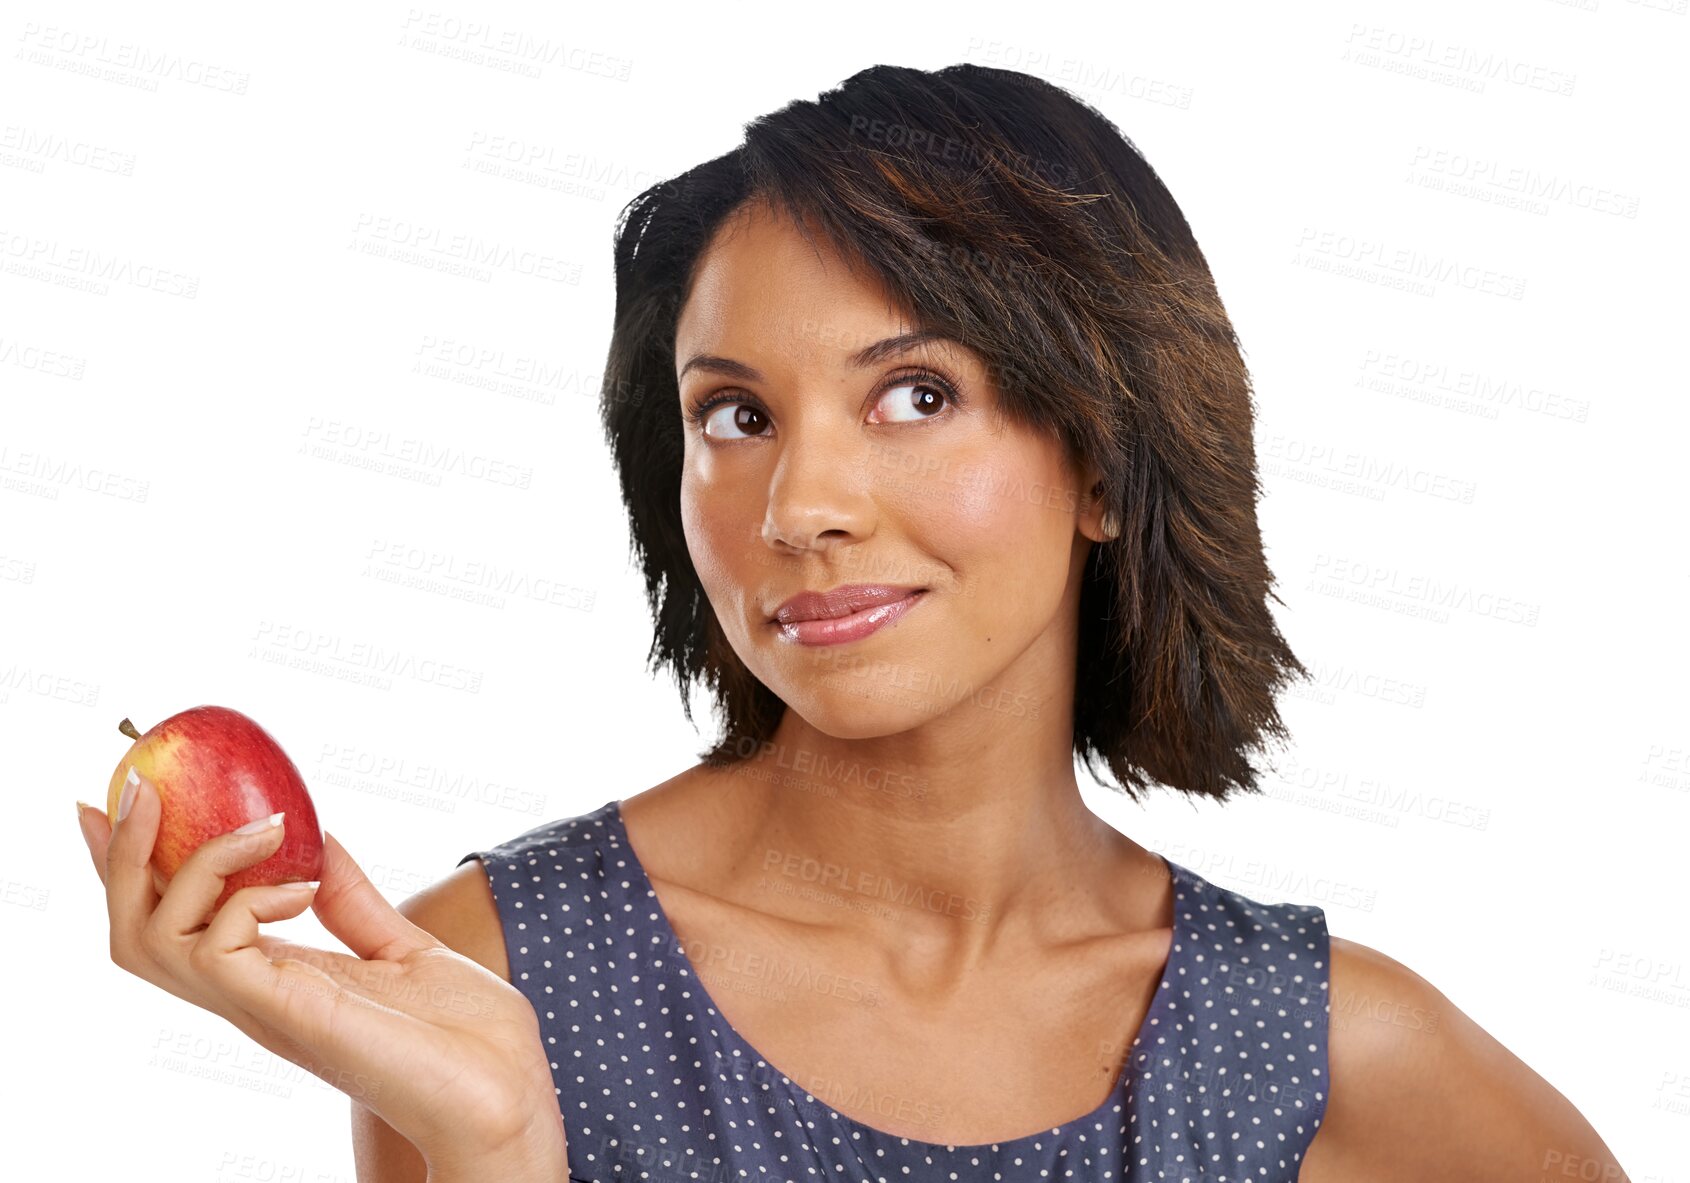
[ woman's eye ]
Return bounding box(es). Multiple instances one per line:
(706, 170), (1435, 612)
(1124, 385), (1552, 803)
(699, 402), (771, 440)
(871, 378), (954, 424)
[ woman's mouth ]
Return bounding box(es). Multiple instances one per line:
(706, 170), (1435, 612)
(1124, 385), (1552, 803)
(770, 585), (929, 647)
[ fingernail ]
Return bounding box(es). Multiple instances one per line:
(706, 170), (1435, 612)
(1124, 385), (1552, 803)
(117, 766), (140, 821)
(234, 811), (286, 835)
(282, 881), (320, 895)
(74, 799), (94, 837)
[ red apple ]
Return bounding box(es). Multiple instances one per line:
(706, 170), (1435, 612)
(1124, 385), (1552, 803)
(107, 705), (325, 911)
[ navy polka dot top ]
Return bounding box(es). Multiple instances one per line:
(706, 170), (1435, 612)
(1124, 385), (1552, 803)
(459, 799), (1332, 1182)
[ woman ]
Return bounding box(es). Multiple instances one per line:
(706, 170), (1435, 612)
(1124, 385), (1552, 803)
(78, 64), (1630, 1182)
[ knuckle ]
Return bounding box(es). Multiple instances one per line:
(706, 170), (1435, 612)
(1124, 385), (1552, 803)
(219, 829), (277, 863)
(138, 920), (170, 962)
(222, 884), (263, 916)
(187, 938), (216, 977)
(178, 839), (258, 886)
(183, 845), (230, 877)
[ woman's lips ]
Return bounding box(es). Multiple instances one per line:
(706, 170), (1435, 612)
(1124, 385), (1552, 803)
(772, 588), (928, 646)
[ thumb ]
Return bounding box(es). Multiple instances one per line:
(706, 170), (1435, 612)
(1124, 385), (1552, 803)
(310, 831), (440, 961)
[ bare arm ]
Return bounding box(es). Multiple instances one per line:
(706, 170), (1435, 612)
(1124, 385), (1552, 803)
(1299, 936), (1630, 1183)
(352, 857), (518, 1183)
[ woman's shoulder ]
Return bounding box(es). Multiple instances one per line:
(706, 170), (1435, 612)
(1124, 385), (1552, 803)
(394, 796), (627, 986)
(1163, 860), (1624, 1177)
(1299, 934), (1629, 1181)
(396, 853), (514, 983)
(1163, 866), (1627, 1178)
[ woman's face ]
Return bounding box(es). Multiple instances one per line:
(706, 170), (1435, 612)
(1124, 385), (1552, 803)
(674, 199), (1107, 738)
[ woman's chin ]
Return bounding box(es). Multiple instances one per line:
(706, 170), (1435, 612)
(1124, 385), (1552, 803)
(773, 680), (959, 739)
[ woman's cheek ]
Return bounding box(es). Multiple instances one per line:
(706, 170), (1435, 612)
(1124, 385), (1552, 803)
(939, 459), (1072, 616)
(680, 472), (748, 608)
(937, 453), (1057, 547)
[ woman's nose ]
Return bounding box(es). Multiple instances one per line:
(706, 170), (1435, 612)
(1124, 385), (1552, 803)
(759, 444), (874, 554)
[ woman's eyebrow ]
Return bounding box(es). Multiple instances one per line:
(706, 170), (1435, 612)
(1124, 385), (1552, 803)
(677, 330), (954, 384)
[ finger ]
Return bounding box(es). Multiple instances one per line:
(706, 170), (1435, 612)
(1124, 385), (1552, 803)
(77, 801), (111, 886)
(197, 882), (416, 1076)
(151, 811), (289, 940)
(310, 831), (440, 962)
(106, 767), (163, 959)
(192, 884), (367, 1078)
(195, 880), (320, 960)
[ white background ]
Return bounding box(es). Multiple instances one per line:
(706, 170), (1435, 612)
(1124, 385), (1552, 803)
(4, 0), (1686, 1179)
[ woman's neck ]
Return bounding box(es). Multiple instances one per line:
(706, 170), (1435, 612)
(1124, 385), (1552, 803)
(654, 711), (1153, 979)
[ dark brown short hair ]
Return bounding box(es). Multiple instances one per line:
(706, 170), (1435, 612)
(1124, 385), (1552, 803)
(599, 63), (1306, 803)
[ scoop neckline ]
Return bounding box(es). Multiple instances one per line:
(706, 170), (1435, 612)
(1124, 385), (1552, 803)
(606, 797), (1186, 1156)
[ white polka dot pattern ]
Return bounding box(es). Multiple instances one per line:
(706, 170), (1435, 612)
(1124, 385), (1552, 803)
(459, 800), (1331, 1182)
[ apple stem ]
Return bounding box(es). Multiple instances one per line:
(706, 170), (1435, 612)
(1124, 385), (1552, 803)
(118, 718), (142, 741)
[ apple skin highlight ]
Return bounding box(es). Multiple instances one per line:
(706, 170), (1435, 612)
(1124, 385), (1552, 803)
(107, 705), (326, 910)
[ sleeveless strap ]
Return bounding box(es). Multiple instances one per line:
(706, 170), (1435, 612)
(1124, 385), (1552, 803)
(459, 801), (639, 1181)
(1128, 859), (1332, 1180)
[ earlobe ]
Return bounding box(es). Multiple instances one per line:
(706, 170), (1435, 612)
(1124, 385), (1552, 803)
(1082, 477), (1121, 542)
(1100, 504), (1122, 541)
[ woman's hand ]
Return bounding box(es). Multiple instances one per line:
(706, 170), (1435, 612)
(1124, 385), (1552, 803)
(76, 768), (569, 1176)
